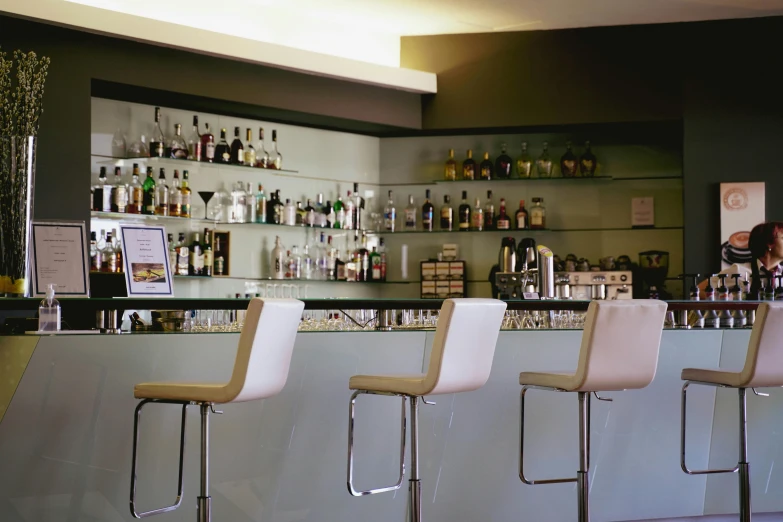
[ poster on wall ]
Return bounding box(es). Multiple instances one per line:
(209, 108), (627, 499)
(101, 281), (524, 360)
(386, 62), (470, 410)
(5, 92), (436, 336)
(119, 225), (174, 297)
(720, 182), (765, 270)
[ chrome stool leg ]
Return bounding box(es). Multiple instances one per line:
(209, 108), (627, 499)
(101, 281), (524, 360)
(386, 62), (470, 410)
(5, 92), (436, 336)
(739, 388), (750, 522)
(577, 391), (590, 522)
(198, 403), (211, 522)
(409, 396), (421, 522)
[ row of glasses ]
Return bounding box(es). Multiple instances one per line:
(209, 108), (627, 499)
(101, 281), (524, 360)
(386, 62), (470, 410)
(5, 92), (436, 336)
(185, 309), (243, 332)
(243, 283), (311, 299)
(502, 310), (587, 330)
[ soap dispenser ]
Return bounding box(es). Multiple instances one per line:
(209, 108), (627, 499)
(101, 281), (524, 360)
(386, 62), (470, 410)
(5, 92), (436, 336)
(38, 284), (61, 332)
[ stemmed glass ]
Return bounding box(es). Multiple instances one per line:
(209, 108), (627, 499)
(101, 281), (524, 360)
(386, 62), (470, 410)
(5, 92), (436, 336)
(198, 191), (215, 220)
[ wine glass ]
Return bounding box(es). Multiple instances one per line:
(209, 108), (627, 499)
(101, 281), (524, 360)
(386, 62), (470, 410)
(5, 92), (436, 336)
(198, 191), (215, 220)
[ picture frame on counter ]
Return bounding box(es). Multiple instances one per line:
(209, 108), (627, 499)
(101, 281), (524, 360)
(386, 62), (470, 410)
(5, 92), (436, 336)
(30, 220), (90, 297)
(119, 224), (174, 297)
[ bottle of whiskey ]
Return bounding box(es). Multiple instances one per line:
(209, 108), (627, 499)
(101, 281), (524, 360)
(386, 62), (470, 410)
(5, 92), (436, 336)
(536, 142), (553, 178)
(270, 130), (283, 169)
(344, 191), (355, 230)
(580, 141), (597, 177)
(462, 150), (476, 180)
(480, 152), (493, 180)
(444, 149), (457, 181)
(176, 232), (189, 276)
(155, 168), (170, 216)
(111, 167), (128, 213)
(215, 128), (231, 163)
(384, 191), (396, 232)
(421, 189), (434, 231)
(92, 167), (110, 212)
(150, 107), (165, 158)
(560, 141), (578, 177)
(458, 191), (471, 231)
(180, 171), (192, 218)
(244, 128), (256, 166)
(188, 115), (201, 161)
(169, 170), (182, 217)
(471, 198), (484, 231)
(495, 143), (513, 179)
(517, 141), (533, 178)
(515, 199), (529, 229)
(256, 184), (267, 224)
(530, 197), (546, 229)
(404, 195), (417, 231)
(169, 124), (188, 159)
(188, 232), (204, 276)
(142, 167), (156, 215)
(202, 229), (213, 276)
(230, 127), (244, 165)
(440, 195), (453, 231)
(168, 233), (177, 270)
(127, 163), (143, 214)
(256, 128), (270, 168)
(497, 198), (511, 230)
(200, 122), (215, 162)
(484, 190), (495, 230)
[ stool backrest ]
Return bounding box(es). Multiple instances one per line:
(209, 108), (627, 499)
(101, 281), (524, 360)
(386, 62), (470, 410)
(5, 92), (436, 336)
(740, 302), (783, 388)
(225, 298), (305, 403)
(423, 298), (507, 395)
(573, 300), (667, 391)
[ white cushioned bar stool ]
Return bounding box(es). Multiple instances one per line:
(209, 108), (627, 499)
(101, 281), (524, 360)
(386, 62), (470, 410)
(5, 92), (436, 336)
(346, 298), (507, 522)
(680, 302), (783, 522)
(129, 298), (304, 521)
(519, 300), (667, 522)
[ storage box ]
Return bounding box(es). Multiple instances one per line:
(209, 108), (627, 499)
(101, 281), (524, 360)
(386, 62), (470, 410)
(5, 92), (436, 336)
(449, 261), (465, 278)
(421, 262), (436, 280)
(436, 262), (450, 279)
(443, 243), (459, 260)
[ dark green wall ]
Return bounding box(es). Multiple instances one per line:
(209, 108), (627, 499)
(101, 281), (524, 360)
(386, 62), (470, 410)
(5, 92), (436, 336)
(402, 16), (783, 274)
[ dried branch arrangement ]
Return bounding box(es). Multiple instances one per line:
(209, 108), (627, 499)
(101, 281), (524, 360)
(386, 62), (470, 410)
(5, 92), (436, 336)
(0, 47), (50, 294)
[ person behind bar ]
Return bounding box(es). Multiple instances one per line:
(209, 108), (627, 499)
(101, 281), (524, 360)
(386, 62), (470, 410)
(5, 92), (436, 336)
(700, 221), (783, 298)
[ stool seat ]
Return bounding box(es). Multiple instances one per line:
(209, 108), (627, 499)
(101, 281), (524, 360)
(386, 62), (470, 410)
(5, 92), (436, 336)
(349, 374), (427, 396)
(134, 382), (232, 403)
(680, 368), (748, 388)
(518, 371), (577, 390)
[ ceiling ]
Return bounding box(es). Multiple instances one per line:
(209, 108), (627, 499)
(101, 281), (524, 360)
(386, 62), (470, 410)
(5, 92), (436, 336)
(45, 0), (783, 66)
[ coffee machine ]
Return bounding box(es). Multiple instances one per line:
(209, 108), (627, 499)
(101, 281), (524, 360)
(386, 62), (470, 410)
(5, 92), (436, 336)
(556, 271), (633, 300)
(638, 250), (670, 299)
(495, 238), (555, 300)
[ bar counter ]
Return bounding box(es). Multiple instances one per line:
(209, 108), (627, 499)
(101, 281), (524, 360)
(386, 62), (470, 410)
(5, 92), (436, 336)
(0, 301), (779, 521)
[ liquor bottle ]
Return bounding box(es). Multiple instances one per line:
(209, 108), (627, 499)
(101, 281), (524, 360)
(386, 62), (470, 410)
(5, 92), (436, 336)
(515, 199), (529, 229)
(370, 246), (382, 281)
(213, 235), (226, 276)
(480, 152), (493, 180)
(128, 164), (143, 214)
(333, 196), (344, 229)
(536, 142), (553, 178)
(180, 171), (192, 218)
(379, 238), (387, 281)
(200, 122), (215, 162)
(176, 232), (189, 276)
(169, 170), (182, 217)
(169, 124), (188, 159)
(580, 141), (597, 177)
(90, 231), (99, 271)
(187, 115), (202, 161)
(268, 190), (284, 225)
(272, 236), (285, 279)
(230, 182), (247, 223)
(440, 195), (453, 231)
(230, 127), (244, 165)
(150, 107), (165, 158)
(421, 189), (434, 231)
(256, 184), (267, 224)
(256, 127), (270, 168)
(472, 198), (484, 231)
(289, 246), (302, 279)
(458, 191), (471, 231)
(284, 198), (296, 226)
(325, 200), (335, 228)
(404, 195), (417, 231)
(101, 231), (114, 272)
(317, 233), (328, 278)
(326, 236), (336, 280)
(245, 182), (257, 223)
(110, 230), (122, 273)
(496, 143), (513, 179)
(270, 130), (283, 169)
(155, 168), (170, 216)
(517, 141), (533, 178)
(295, 201), (305, 225)
(462, 150), (476, 180)
(302, 244), (314, 280)
(96, 230), (107, 271)
(560, 141), (578, 177)
(335, 249), (346, 281)
(384, 190), (396, 232)
(497, 198), (511, 230)
(530, 197), (546, 229)
(484, 190), (495, 230)
(142, 167), (156, 215)
(92, 167), (109, 212)
(352, 183), (363, 231)
(444, 148), (457, 181)
(304, 199), (316, 227)
(168, 233), (177, 270)
(111, 166), (128, 213)
(202, 229), (213, 276)
(188, 232), (204, 276)
(344, 191), (355, 230)
(244, 129), (256, 166)
(215, 128), (231, 163)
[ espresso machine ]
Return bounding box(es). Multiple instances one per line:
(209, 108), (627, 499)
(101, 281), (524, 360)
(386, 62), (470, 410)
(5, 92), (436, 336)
(495, 237), (556, 300)
(556, 271), (633, 300)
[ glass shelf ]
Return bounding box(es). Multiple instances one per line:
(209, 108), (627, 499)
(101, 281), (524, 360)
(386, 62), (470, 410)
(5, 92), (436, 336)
(380, 175), (682, 186)
(91, 154), (299, 175)
(376, 226), (683, 235)
(90, 271), (415, 284)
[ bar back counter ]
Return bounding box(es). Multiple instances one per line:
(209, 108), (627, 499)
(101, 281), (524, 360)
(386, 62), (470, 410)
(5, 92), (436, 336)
(0, 299), (778, 522)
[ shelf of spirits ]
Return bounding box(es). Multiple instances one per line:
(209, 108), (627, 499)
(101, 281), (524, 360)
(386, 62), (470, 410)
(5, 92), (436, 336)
(93, 154), (300, 176)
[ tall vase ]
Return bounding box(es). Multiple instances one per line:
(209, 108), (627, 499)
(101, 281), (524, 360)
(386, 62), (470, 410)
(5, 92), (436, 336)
(0, 136), (36, 297)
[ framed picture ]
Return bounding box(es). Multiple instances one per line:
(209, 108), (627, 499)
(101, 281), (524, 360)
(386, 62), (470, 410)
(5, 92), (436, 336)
(720, 182), (765, 270)
(30, 221), (90, 297)
(119, 225), (174, 297)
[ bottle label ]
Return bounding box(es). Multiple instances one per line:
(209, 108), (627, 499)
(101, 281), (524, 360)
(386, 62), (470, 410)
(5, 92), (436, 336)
(151, 142), (164, 157)
(112, 186), (128, 211)
(532, 214), (543, 226)
(206, 142), (216, 160)
(245, 150), (256, 166)
(497, 219), (510, 230)
(384, 210), (396, 230)
(517, 214), (528, 229)
(471, 213), (483, 230)
(422, 211), (433, 226)
(405, 209), (416, 228)
(372, 257), (382, 280)
(177, 247), (189, 276)
(189, 250), (204, 272)
(203, 250), (214, 272)
(102, 189), (113, 212)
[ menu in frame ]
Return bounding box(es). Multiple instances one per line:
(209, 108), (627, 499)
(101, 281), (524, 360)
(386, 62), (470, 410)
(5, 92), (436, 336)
(120, 225), (174, 297)
(30, 221), (90, 297)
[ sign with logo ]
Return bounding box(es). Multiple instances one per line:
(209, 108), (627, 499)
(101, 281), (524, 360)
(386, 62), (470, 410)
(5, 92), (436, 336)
(720, 182), (765, 270)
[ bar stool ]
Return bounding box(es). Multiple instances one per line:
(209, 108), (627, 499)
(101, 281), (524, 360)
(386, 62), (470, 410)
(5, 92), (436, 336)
(518, 300), (668, 522)
(346, 298), (507, 522)
(680, 302), (783, 522)
(129, 298), (304, 521)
